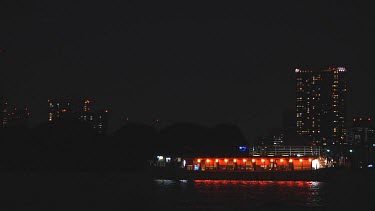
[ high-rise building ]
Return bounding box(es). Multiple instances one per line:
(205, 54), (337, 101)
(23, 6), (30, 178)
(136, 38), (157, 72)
(78, 99), (109, 135)
(346, 116), (375, 168)
(295, 67), (348, 145)
(94, 109), (109, 135)
(9, 106), (30, 127)
(1, 101), (9, 127)
(48, 99), (72, 122)
(78, 99), (94, 124)
(1, 100), (30, 127)
(347, 116), (374, 146)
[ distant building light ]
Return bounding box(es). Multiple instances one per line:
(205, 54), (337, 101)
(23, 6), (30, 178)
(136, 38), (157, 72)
(194, 165), (199, 171)
(157, 156), (163, 160)
(239, 146), (247, 152)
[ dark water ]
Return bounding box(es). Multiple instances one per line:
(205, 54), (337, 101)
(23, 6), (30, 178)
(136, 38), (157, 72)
(1, 171), (374, 210)
(151, 179), (328, 210)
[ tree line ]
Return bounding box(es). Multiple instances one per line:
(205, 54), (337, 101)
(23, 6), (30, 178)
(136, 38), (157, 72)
(0, 119), (248, 171)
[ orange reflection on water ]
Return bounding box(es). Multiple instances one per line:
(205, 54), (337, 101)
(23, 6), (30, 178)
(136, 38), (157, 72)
(194, 180), (317, 188)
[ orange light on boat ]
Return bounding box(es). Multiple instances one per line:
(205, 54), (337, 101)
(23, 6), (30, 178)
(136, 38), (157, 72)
(243, 159), (247, 163)
(270, 159), (274, 162)
(308, 158), (312, 162)
(261, 159), (265, 162)
(215, 159), (219, 162)
(280, 159), (284, 163)
(198, 159), (201, 163)
(224, 159), (228, 163)
(299, 159), (303, 162)
(289, 159), (293, 163)
(233, 159), (237, 163)
(206, 159), (210, 163)
(252, 159), (255, 163)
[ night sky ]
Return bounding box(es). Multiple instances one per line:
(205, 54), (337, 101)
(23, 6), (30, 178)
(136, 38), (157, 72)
(1, 1), (375, 141)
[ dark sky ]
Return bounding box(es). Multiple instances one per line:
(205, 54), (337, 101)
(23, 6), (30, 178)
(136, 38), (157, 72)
(1, 1), (375, 141)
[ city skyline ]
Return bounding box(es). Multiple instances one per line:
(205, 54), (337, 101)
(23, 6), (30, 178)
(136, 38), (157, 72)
(2, 1), (375, 141)
(1, 66), (375, 141)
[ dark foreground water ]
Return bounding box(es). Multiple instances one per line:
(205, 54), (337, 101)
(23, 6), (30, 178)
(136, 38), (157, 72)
(1, 171), (374, 210)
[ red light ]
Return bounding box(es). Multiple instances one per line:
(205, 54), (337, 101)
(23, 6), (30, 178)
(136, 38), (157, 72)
(62, 109), (67, 113)
(369, 118), (371, 121)
(360, 118), (362, 121)
(105, 109), (108, 113)
(353, 118), (356, 122)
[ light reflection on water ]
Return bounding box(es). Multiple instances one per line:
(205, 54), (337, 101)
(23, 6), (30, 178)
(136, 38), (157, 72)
(152, 179), (328, 209)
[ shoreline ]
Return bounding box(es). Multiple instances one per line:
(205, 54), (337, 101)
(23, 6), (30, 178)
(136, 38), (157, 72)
(147, 167), (375, 182)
